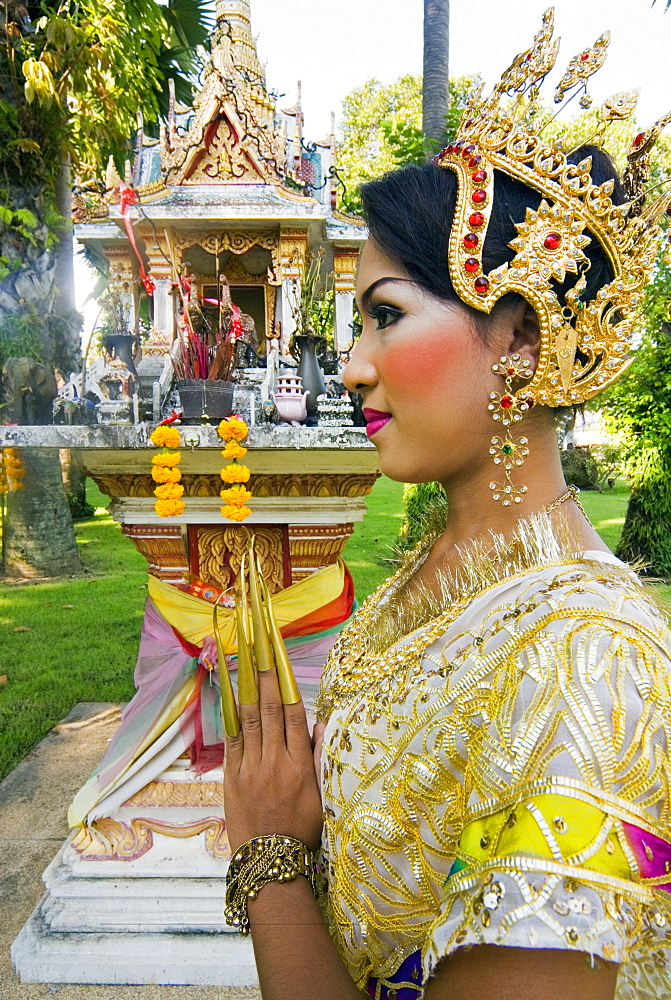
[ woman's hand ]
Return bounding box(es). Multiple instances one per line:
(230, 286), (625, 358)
(223, 663), (324, 853)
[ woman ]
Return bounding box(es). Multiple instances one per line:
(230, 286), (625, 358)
(221, 17), (671, 1000)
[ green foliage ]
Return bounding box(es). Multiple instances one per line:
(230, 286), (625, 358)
(0, 0), (211, 266)
(560, 446), (600, 491)
(397, 481), (448, 552)
(599, 248), (671, 574)
(288, 252), (335, 345)
(337, 74), (481, 214)
(0, 308), (45, 378)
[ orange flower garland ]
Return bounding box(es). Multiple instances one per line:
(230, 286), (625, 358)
(1, 449), (26, 492)
(218, 416), (251, 521)
(150, 426), (184, 517)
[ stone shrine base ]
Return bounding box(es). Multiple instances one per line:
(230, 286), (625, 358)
(1, 703), (261, 998)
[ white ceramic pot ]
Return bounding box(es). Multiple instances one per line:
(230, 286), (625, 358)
(273, 390), (309, 425)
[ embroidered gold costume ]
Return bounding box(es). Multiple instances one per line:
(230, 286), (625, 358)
(317, 516), (671, 999)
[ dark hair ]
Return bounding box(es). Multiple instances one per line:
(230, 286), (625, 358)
(360, 145), (624, 327)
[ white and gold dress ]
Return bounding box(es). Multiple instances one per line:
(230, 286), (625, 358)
(317, 515), (671, 1000)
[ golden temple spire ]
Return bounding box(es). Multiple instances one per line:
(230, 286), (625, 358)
(215, 0), (265, 85)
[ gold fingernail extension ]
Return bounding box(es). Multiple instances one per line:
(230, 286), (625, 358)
(213, 600), (240, 738)
(260, 574), (301, 705)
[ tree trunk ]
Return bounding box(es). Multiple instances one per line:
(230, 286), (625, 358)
(52, 156), (82, 379)
(0, 176), (83, 577)
(422, 0), (450, 151)
(2, 448), (82, 578)
(59, 448), (94, 521)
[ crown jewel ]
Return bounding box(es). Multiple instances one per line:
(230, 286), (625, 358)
(435, 7), (671, 407)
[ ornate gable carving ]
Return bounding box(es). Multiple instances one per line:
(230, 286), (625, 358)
(163, 78), (285, 186)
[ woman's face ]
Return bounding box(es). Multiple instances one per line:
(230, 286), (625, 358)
(343, 241), (512, 486)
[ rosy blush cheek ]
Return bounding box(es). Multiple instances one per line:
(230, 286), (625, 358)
(381, 330), (464, 390)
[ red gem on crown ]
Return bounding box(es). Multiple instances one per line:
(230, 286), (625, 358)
(474, 276), (489, 295)
(469, 211), (485, 227)
(462, 144), (475, 158)
(472, 170), (487, 183)
(472, 189), (487, 205)
(464, 257), (479, 273)
(633, 132), (645, 148)
(468, 155), (482, 169)
(463, 233), (478, 250)
(543, 232), (562, 251)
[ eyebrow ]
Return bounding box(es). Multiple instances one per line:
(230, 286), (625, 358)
(358, 277), (416, 312)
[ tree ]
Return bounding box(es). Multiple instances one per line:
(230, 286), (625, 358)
(337, 74), (480, 214)
(0, 0), (211, 577)
(599, 252), (671, 576)
(422, 0), (449, 151)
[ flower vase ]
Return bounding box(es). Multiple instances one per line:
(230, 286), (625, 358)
(294, 334), (326, 419)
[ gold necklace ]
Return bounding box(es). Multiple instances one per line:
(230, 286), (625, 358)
(545, 484), (589, 520)
(318, 496), (590, 718)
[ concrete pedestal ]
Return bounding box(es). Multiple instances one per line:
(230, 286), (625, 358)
(11, 795), (259, 986)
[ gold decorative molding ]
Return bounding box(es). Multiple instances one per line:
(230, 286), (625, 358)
(94, 472), (379, 499)
(279, 232), (308, 280)
(174, 231), (281, 286)
(186, 116), (267, 184)
(195, 525), (285, 593)
(120, 523), (188, 581)
(288, 523), (354, 582)
(333, 251), (359, 294)
(71, 816), (230, 861)
(123, 780), (222, 808)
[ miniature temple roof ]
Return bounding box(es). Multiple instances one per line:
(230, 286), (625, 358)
(74, 0), (366, 251)
(158, 0), (284, 187)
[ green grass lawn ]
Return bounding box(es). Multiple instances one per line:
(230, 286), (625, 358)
(0, 475), (664, 782)
(0, 482), (147, 779)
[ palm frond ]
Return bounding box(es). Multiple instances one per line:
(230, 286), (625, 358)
(162, 0), (213, 50)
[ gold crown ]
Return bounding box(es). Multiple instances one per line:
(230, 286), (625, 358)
(434, 8), (671, 408)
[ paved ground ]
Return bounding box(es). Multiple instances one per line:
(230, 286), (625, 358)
(0, 703), (261, 1000)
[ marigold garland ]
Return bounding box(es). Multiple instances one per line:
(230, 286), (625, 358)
(150, 426), (181, 450)
(152, 452), (181, 468)
(1, 449), (26, 492)
(220, 485), (252, 504)
(217, 416), (251, 521)
(150, 427), (184, 516)
(154, 482), (185, 500)
(217, 416), (248, 443)
(220, 504), (252, 522)
(222, 440), (247, 460)
(155, 498), (186, 517)
(151, 465), (182, 484)
(220, 463), (250, 484)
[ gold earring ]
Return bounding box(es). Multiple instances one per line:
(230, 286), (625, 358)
(488, 354), (533, 506)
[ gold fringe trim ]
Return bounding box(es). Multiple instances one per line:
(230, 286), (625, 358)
(353, 510), (643, 661)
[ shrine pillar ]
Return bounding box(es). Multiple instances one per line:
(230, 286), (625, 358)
(279, 230), (308, 354)
(333, 249), (358, 355)
(150, 267), (174, 341)
(107, 253), (137, 329)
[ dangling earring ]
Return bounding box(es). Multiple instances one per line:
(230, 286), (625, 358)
(488, 354), (533, 506)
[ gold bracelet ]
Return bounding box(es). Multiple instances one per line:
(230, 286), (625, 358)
(224, 834), (318, 935)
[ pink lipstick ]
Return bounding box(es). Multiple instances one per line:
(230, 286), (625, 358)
(363, 408), (392, 439)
